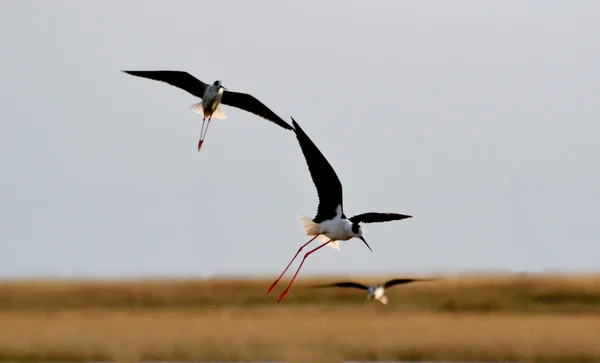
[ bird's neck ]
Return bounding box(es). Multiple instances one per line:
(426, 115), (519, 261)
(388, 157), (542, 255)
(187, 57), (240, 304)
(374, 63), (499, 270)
(342, 220), (355, 235)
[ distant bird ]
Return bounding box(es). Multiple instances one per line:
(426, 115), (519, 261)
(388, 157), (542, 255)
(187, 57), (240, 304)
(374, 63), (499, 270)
(315, 278), (433, 304)
(267, 117), (413, 303)
(122, 70), (293, 151)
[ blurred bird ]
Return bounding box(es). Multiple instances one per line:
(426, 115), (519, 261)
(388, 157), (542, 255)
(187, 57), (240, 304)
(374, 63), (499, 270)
(315, 278), (434, 304)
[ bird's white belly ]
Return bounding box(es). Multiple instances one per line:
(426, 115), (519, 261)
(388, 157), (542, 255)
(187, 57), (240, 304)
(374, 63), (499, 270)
(373, 287), (385, 299)
(202, 88), (223, 113)
(319, 219), (352, 241)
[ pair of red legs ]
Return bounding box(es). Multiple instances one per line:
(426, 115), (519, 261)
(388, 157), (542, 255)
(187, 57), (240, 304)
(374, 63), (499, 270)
(267, 234), (331, 303)
(197, 116), (213, 151)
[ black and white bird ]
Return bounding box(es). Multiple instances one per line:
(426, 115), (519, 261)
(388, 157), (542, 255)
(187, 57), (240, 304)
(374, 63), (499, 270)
(122, 70), (293, 151)
(315, 278), (433, 305)
(267, 117), (413, 303)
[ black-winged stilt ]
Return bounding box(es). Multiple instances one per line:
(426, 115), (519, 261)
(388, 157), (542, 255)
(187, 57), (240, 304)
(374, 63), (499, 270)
(267, 117), (413, 303)
(315, 278), (433, 304)
(122, 70), (293, 151)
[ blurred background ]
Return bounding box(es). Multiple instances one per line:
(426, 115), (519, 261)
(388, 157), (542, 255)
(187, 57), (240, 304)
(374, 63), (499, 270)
(2, 0), (600, 279)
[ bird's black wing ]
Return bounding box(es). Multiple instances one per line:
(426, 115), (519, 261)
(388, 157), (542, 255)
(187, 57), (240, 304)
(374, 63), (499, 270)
(220, 91), (293, 130)
(291, 118), (344, 223)
(122, 70), (208, 99)
(348, 212), (412, 224)
(315, 282), (368, 290)
(383, 278), (429, 288)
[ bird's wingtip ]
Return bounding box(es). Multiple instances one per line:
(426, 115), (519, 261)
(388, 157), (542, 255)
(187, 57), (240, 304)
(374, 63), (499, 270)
(290, 116), (298, 128)
(290, 117), (303, 134)
(280, 120), (294, 131)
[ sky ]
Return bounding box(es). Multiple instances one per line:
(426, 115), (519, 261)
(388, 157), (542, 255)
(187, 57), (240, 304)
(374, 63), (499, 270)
(1, 1), (599, 279)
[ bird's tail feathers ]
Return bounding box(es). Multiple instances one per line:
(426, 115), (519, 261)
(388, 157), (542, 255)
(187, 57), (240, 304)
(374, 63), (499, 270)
(378, 295), (388, 305)
(211, 106), (227, 119)
(189, 103), (227, 119)
(299, 216), (320, 236)
(315, 235), (339, 250)
(326, 239), (341, 250)
(189, 102), (205, 115)
(298, 216), (340, 250)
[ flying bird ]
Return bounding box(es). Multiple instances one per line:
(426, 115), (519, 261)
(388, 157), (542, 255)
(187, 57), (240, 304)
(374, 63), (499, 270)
(267, 117), (413, 303)
(122, 70), (293, 151)
(315, 278), (433, 304)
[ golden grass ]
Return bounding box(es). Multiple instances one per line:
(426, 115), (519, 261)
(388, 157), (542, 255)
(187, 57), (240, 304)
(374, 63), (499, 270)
(2, 273), (600, 313)
(2, 308), (600, 363)
(2, 274), (600, 362)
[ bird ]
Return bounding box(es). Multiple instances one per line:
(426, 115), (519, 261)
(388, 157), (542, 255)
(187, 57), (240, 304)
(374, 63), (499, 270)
(314, 278), (433, 304)
(267, 117), (413, 303)
(122, 70), (293, 151)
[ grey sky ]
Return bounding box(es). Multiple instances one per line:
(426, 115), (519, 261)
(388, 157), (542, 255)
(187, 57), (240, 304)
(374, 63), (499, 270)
(1, 1), (599, 279)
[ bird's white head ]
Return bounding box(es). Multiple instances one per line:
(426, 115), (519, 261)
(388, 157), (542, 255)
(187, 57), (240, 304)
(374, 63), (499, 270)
(213, 80), (227, 91)
(351, 223), (372, 252)
(351, 223), (364, 237)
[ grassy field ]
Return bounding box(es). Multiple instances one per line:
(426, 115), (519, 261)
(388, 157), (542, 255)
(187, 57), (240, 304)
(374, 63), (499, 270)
(1, 273), (600, 362)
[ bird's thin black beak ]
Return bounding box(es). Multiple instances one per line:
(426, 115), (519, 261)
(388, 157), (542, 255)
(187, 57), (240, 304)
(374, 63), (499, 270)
(359, 236), (373, 252)
(222, 86), (228, 91)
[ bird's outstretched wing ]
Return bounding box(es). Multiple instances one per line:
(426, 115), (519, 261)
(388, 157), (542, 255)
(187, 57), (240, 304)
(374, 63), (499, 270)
(383, 278), (430, 288)
(291, 117), (344, 223)
(315, 282), (368, 290)
(220, 91), (293, 130)
(349, 212), (412, 224)
(122, 70), (208, 99)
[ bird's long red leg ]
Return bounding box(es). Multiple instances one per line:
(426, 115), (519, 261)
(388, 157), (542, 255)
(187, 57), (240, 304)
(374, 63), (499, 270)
(267, 234), (320, 294)
(277, 240), (331, 303)
(197, 117), (207, 151)
(198, 117), (212, 151)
